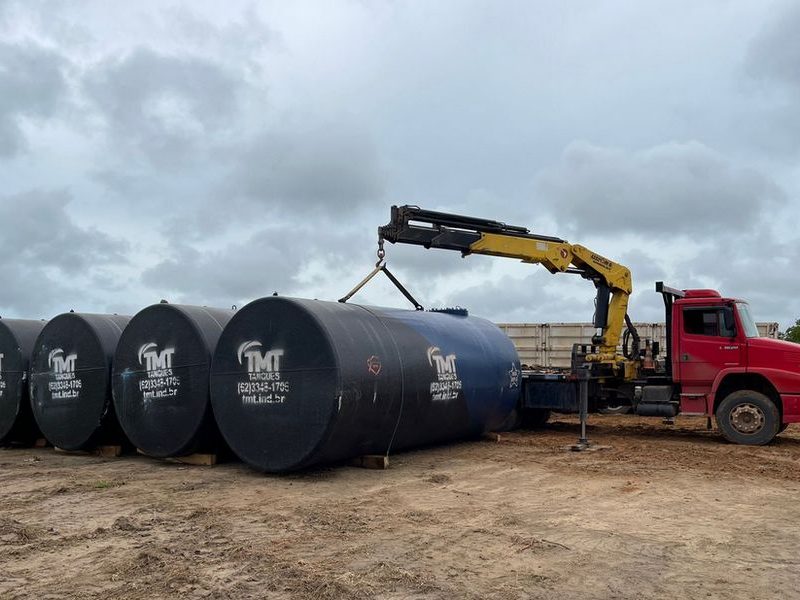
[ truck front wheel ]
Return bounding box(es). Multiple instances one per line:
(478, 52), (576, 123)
(716, 390), (779, 445)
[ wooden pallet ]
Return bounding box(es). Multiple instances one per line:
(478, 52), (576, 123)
(54, 445), (123, 458)
(136, 449), (217, 466)
(349, 454), (389, 470)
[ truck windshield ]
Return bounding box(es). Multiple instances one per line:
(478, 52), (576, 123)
(736, 302), (759, 338)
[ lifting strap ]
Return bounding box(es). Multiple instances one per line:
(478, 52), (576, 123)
(338, 260), (424, 311)
(339, 238), (424, 310)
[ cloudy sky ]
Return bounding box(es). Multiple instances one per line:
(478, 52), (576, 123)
(1, 0), (798, 329)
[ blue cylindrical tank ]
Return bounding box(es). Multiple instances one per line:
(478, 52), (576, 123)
(210, 297), (521, 472)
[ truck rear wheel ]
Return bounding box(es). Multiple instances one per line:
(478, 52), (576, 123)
(598, 388), (632, 415)
(716, 390), (779, 445)
(599, 404), (632, 415)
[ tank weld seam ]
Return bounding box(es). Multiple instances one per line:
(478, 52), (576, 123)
(33, 366), (110, 373)
(112, 362), (211, 375)
(211, 367), (338, 376)
(197, 307), (226, 330)
(106, 319), (126, 335)
(352, 304), (405, 458)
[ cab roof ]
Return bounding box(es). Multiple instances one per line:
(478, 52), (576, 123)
(677, 288), (742, 304)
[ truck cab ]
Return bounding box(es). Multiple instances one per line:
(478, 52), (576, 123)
(669, 287), (800, 444)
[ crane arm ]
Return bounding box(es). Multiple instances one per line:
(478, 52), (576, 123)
(378, 205), (634, 367)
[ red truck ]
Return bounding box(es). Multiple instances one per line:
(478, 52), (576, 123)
(523, 282), (800, 445)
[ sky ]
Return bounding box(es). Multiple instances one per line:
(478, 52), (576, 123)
(0, 0), (799, 329)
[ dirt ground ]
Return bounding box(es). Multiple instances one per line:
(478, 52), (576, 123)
(2, 415), (800, 600)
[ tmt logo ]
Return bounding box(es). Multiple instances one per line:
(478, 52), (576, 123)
(48, 348), (77, 374)
(138, 343), (175, 372)
(237, 341), (284, 373)
(427, 346), (457, 376)
(427, 346), (461, 401)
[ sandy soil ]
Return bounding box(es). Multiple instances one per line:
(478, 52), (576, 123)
(2, 415), (800, 600)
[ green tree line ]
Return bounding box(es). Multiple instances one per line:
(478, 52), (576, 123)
(781, 320), (800, 344)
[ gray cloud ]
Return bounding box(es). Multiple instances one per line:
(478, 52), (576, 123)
(163, 4), (275, 72)
(157, 120), (387, 240)
(746, 3), (800, 90)
(615, 249), (668, 291)
(530, 141), (797, 325)
(83, 47), (243, 168)
(140, 224), (368, 307)
(0, 189), (127, 272)
(0, 261), (69, 318)
(141, 236), (294, 307)
(739, 3), (800, 156)
(535, 141), (785, 237)
(388, 243), (495, 280)
(0, 41), (69, 156)
(672, 225), (799, 328)
(222, 122), (385, 213)
(451, 272), (594, 324)
(0, 189), (128, 315)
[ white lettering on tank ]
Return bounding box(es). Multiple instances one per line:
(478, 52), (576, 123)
(238, 341), (284, 374)
(138, 342), (175, 372)
(236, 341), (289, 405)
(49, 348), (77, 374)
(47, 348), (81, 399)
(137, 342), (180, 401)
(427, 346), (462, 401)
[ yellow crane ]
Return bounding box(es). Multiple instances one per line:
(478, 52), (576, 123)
(378, 205), (640, 379)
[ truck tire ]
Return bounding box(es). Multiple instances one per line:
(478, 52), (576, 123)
(521, 408), (551, 429)
(716, 390), (779, 445)
(599, 389), (633, 415)
(599, 404), (632, 415)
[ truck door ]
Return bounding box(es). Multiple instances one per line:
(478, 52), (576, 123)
(677, 305), (744, 399)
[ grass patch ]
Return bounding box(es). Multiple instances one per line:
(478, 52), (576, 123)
(93, 480), (124, 490)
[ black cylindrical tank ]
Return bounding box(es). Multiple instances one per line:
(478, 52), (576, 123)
(112, 303), (235, 457)
(30, 312), (131, 451)
(210, 297), (521, 472)
(0, 318), (47, 444)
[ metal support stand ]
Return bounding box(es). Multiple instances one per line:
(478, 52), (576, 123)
(571, 366), (592, 451)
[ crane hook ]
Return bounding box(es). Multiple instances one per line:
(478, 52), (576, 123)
(376, 238), (386, 266)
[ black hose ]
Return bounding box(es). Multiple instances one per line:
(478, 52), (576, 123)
(623, 314), (641, 359)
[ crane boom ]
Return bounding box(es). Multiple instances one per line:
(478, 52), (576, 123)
(379, 205), (635, 372)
